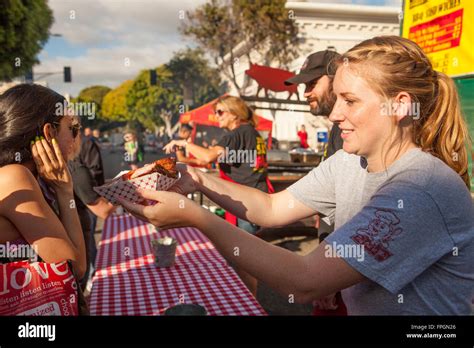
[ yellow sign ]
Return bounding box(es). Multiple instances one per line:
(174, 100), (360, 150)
(402, 0), (474, 76)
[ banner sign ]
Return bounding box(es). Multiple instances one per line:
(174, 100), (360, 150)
(402, 0), (474, 76)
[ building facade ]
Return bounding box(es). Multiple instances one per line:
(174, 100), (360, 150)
(221, 1), (401, 149)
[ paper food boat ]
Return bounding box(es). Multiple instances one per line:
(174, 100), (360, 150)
(93, 171), (180, 205)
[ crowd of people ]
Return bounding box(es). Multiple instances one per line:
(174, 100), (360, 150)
(0, 35), (473, 315)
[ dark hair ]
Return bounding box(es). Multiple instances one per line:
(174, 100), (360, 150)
(180, 124), (193, 132)
(0, 84), (66, 167)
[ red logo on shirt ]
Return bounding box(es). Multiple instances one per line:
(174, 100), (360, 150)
(350, 209), (403, 262)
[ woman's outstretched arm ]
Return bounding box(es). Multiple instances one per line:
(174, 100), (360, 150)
(196, 169), (316, 228)
(118, 190), (365, 303)
(164, 139), (223, 164)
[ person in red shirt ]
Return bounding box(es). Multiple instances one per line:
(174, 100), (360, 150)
(297, 125), (309, 148)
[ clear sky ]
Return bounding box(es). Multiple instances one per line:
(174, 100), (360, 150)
(36, 0), (401, 97)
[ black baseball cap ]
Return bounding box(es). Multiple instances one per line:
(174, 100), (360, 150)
(284, 50), (341, 85)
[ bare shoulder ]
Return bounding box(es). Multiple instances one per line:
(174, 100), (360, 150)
(0, 164), (41, 201)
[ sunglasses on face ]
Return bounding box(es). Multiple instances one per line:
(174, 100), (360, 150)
(41, 119), (81, 140)
(216, 109), (227, 116)
(70, 123), (82, 139)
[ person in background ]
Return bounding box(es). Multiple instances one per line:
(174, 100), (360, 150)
(286, 51), (342, 240)
(163, 95), (274, 296)
(79, 127), (106, 281)
(285, 49), (346, 314)
(69, 134), (115, 291)
(124, 132), (143, 171)
(92, 129), (101, 143)
(83, 127), (92, 138)
(174, 124), (207, 166)
(157, 126), (170, 148)
(285, 50), (343, 160)
(80, 129), (105, 187)
(297, 125), (309, 149)
(201, 140), (209, 149)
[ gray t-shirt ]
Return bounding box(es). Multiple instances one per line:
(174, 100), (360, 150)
(287, 148), (474, 315)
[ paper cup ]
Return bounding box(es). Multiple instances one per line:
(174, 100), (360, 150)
(151, 237), (177, 268)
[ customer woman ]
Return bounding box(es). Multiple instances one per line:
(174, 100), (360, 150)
(120, 36), (473, 315)
(0, 84), (86, 278)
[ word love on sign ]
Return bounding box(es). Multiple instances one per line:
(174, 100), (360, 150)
(0, 261), (78, 316)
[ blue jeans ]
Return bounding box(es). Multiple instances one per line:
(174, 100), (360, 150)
(237, 218), (260, 234)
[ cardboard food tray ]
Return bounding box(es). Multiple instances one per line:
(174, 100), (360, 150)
(93, 171), (180, 205)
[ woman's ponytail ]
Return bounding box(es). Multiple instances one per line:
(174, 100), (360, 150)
(418, 72), (471, 189)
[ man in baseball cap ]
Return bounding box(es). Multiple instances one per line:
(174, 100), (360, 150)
(286, 50), (346, 315)
(285, 50), (342, 158)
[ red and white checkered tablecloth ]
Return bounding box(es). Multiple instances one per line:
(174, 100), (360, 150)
(89, 214), (266, 316)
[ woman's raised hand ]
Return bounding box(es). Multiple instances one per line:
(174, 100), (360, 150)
(31, 136), (73, 194)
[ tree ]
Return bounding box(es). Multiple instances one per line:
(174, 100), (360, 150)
(102, 80), (134, 122)
(77, 85), (111, 117)
(180, 0), (299, 95)
(73, 85), (111, 129)
(0, 0), (53, 81)
(166, 47), (222, 107)
(126, 65), (182, 137)
(100, 50), (222, 136)
(236, 0), (299, 66)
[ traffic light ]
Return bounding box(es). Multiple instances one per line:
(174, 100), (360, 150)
(149, 69), (157, 86)
(64, 66), (71, 82)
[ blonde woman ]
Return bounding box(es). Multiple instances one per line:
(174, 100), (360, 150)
(122, 36), (473, 315)
(163, 95), (273, 231)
